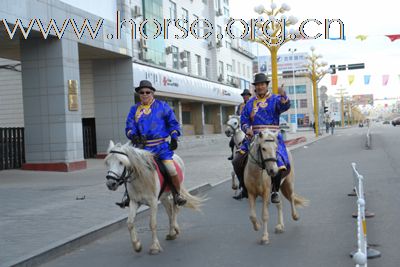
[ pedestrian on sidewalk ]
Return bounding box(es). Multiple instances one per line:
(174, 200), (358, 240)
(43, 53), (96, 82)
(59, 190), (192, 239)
(325, 120), (330, 134)
(330, 119), (335, 134)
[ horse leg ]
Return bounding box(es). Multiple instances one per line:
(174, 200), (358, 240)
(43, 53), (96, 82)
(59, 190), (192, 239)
(248, 193), (260, 231)
(148, 200), (162, 255)
(274, 200), (285, 233)
(281, 177), (300, 221)
(161, 194), (178, 240)
(127, 201), (142, 253)
(260, 195), (270, 244)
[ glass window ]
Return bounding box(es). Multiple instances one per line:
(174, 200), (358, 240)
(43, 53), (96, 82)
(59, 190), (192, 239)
(196, 54), (202, 76)
(224, 7), (229, 17)
(227, 64), (232, 72)
(205, 58), (211, 79)
(224, 0), (229, 5)
(247, 66), (250, 78)
(193, 14), (200, 37)
(300, 99), (307, 108)
(182, 111), (191, 124)
(181, 8), (189, 30)
(238, 62), (241, 75)
(232, 59), (236, 72)
(169, 1), (177, 20)
(185, 51), (191, 74)
(242, 64), (245, 77)
(219, 61), (224, 80)
(202, 0), (207, 4)
(294, 55), (299, 60)
(172, 46), (179, 69)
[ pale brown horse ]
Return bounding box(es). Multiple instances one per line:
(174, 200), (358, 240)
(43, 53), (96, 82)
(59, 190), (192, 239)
(244, 130), (308, 244)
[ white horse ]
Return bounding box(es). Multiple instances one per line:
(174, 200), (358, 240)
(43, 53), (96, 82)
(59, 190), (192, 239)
(105, 140), (205, 255)
(244, 130), (309, 244)
(225, 115), (246, 190)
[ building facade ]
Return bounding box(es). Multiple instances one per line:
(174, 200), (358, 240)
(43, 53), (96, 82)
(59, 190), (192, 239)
(0, 0), (254, 171)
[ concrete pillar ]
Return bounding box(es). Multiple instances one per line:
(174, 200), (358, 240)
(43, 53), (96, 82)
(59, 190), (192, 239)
(176, 100), (183, 125)
(192, 103), (205, 135)
(209, 105), (223, 133)
(20, 38), (85, 171)
(92, 58), (133, 154)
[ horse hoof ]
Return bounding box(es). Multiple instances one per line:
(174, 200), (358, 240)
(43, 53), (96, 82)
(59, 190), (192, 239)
(149, 248), (161, 255)
(133, 243), (142, 253)
(166, 234), (177, 240)
(260, 239), (270, 245)
(292, 213), (300, 221)
(232, 185), (238, 190)
(275, 225), (285, 233)
(253, 223), (261, 231)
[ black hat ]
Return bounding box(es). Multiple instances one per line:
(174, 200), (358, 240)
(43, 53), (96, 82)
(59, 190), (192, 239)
(134, 80), (156, 93)
(252, 73), (270, 85)
(240, 89), (252, 96)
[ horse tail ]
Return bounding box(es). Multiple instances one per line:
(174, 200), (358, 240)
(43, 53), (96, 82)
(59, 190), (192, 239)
(292, 193), (309, 208)
(180, 186), (207, 212)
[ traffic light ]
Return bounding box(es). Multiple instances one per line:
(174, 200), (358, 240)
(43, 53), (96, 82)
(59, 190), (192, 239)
(329, 65), (336, 74)
(324, 106), (328, 113)
(348, 63), (365, 70)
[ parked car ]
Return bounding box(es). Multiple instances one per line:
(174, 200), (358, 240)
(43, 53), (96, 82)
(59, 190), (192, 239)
(392, 117), (400, 126)
(383, 120), (390, 125)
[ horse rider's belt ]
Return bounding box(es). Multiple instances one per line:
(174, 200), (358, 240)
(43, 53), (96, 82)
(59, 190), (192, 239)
(145, 138), (166, 147)
(252, 125), (280, 133)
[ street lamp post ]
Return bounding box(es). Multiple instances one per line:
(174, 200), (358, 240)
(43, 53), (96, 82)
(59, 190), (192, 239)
(301, 46), (331, 137)
(253, 2), (299, 94)
(289, 48), (297, 133)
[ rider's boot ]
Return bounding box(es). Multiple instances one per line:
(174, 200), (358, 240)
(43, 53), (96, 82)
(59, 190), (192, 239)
(171, 174), (187, 206)
(116, 191), (130, 208)
(232, 152), (249, 200)
(271, 172), (283, 204)
(228, 138), (235, 160)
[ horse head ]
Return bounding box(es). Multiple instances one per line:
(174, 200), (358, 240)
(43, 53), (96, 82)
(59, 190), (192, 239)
(104, 140), (133, 191)
(225, 115), (241, 137)
(255, 130), (279, 177)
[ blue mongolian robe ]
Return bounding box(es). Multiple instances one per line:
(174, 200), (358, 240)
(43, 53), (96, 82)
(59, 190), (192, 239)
(125, 99), (181, 161)
(240, 92), (291, 173)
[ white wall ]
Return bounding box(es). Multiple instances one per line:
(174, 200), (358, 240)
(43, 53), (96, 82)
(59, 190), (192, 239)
(59, 0), (118, 22)
(0, 59), (24, 127)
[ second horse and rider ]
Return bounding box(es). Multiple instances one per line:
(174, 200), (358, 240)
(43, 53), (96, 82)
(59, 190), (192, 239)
(121, 72), (291, 207)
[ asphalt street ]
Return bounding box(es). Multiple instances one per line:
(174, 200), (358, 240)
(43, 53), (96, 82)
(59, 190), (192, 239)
(41, 124), (400, 267)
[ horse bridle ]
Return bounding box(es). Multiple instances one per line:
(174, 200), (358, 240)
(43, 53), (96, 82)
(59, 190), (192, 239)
(227, 119), (240, 135)
(106, 150), (133, 185)
(248, 138), (277, 170)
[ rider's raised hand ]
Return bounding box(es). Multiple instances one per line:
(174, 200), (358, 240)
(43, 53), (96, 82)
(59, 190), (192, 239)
(278, 83), (286, 96)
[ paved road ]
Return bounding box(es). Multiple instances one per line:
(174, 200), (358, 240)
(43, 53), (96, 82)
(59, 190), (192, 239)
(42, 124), (399, 267)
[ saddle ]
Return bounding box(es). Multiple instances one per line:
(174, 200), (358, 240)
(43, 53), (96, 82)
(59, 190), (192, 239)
(153, 157), (184, 198)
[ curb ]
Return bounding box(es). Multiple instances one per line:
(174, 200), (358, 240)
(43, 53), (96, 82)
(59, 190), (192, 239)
(3, 183), (214, 267)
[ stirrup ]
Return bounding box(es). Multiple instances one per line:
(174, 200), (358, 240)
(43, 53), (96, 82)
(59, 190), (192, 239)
(174, 194), (187, 206)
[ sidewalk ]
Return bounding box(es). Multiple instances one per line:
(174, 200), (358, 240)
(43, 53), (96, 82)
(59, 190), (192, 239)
(0, 130), (330, 267)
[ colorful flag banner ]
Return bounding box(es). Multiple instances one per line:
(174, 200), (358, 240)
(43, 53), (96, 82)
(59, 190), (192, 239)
(364, 75), (371, 85)
(385, 35), (400, 42)
(382, 75), (389, 86)
(348, 75), (355, 86)
(331, 75), (338, 85)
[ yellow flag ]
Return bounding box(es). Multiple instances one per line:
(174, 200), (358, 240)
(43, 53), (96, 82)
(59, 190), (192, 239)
(356, 35), (368, 41)
(348, 75), (355, 85)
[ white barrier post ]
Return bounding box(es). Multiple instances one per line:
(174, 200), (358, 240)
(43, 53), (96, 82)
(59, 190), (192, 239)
(350, 163), (381, 266)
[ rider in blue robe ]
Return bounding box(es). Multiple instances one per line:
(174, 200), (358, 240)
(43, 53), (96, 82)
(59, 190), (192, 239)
(123, 80), (186, 207)
(232, 73), (291, 203)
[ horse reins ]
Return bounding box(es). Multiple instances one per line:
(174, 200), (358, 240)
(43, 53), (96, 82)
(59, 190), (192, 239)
(106, 150), (134, 199)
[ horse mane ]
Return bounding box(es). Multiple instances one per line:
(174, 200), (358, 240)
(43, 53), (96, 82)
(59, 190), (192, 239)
(121, 144), (156, 180)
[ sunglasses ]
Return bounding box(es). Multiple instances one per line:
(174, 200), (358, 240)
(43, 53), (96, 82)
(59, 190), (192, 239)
(139, 91), (152, 95)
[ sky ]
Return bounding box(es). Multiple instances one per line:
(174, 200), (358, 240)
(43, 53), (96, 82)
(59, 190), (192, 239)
(230, 0), (400, 104)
